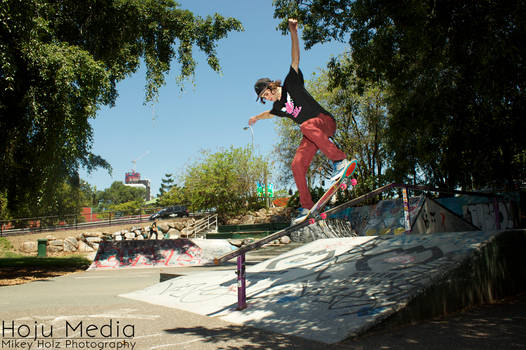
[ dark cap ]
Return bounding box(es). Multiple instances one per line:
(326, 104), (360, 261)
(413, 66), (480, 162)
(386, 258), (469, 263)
(254, 78), (272, 102)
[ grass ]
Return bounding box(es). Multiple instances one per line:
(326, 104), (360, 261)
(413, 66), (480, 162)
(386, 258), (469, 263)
(0, 255), (91, 269)
(0, 236), (90, 268)
(0, 236), (21, 258)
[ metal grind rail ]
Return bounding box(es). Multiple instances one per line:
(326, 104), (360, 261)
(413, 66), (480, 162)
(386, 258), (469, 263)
(214, 182), (504, 310)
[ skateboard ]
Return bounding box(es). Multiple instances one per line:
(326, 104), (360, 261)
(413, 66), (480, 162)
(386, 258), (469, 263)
(297, 159), (358, 225)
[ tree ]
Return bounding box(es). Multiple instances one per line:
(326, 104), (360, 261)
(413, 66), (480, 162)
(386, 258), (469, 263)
(183, 146), (270, 220)
(96, 181), (145, 211)
(0, 0), (243, 216)
(159, 173), (175, 196)
(273, 0), (526, 190)
(44, 178), (96, 217)
(158, 184), (185, 208)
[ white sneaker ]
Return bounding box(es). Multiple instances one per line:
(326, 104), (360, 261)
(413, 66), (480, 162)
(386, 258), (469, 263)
(330, 159), (350, 183)
(292, 207), (310, 225)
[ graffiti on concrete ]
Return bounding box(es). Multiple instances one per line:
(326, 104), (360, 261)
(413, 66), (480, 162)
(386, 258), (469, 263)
(412, 198), (477, 233)
(122, 231), (498, 343)
(89, 239), (234, 270)
(464, 202), (515, 231)
(330, 197), (425, 236)
(437, 194), (519, 230)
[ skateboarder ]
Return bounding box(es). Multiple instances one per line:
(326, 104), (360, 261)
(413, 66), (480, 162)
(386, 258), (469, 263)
(248, 18), (351, 223)
(149, 220), (159, 239)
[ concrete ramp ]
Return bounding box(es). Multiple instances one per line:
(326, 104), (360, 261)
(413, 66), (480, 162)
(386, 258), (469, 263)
(121, 230), (524, 343)
(88, 238), (236, 270)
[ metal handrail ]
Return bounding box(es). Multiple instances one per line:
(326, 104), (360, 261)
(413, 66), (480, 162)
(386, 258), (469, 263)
(186, 214), (218, 238)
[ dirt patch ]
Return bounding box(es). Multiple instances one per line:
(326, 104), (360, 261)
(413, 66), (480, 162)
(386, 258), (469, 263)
(0, 267), (85, 287)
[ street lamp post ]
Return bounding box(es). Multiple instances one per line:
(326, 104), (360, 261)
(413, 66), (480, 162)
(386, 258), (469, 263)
(243, 125), (254, 150)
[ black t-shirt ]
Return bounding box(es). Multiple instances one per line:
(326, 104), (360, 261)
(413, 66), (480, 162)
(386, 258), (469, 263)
(270, 66), (333, 124)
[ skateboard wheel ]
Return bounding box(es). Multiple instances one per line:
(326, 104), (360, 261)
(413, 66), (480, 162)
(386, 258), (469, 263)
(340, 183), (347, 190)
(320, 213), (327, 219)
(351, 178), (358, 186)
(308, 218), (316, 225)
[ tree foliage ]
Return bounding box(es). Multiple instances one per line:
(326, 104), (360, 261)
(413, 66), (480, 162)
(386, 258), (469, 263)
(95, 181), (145, 210)
(0, 0), (243, 216)
(158, 183), (185, 208)
(159, 173), (175, 196)
(273, 0), (526, 190)
(183, 146), (271, 220)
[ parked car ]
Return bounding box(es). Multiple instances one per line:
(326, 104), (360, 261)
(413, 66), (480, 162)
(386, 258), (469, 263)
(149, 206), (189, 220)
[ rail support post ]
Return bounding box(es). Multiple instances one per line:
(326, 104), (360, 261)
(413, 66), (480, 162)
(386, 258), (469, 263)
(402, 187), (412, 233)
(236, 253), (247, 310)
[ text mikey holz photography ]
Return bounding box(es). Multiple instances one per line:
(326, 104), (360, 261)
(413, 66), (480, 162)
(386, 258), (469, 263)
(1, 319), (136, 349)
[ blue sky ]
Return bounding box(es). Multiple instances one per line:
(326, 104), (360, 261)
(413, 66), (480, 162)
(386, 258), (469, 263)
(79, 0), (349, 196)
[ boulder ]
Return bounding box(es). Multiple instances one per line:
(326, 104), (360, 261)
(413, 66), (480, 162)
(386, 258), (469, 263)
(78, 240), (95, 252)
(21, 241), (37, 253)
(47, 245), (63, 253)
(48, 239), (64, 247)
(280, 236), (291, 244)
(171, 222), (186, 231)
(85, 236), (101, 244)
(63, 237), (78, 252)
(82, 232), (101, 238)
(167, 232), (179, 239)
(256, 208), (268, 218)
(179, 228), (191, 238)
(228, 239), (244, 247)
(158, 223), (170, 234)
(241, 215), (255, 225)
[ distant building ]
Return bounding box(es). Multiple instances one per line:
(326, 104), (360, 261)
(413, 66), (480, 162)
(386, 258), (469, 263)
(125, 171), (141, 183)
(125, 171), (151, 201)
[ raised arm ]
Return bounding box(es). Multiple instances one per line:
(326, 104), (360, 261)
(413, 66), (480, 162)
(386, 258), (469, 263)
(289, 18), (299, 72)
(249, 110), (274, 126)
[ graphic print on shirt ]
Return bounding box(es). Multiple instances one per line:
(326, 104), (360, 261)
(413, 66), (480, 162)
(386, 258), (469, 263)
(281, 92), (302, 118)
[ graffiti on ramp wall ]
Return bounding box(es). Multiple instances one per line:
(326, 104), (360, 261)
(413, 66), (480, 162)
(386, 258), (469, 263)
(330, 196), (425, 236)
(88, 239), (235, 270)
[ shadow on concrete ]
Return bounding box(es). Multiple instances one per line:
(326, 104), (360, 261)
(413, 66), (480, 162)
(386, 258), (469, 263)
(339, 292), (526, 350)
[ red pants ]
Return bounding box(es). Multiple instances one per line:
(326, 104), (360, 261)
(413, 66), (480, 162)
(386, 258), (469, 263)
(292, 113), (347, 209)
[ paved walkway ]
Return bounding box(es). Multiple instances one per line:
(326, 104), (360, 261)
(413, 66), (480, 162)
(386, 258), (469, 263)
(1, 264), (525, 349)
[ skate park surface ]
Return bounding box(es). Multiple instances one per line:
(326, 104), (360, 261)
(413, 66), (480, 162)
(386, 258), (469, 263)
(2, 188), (526, 348)
(121, 230), (526, 344)
(1, 230), (525, 349)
